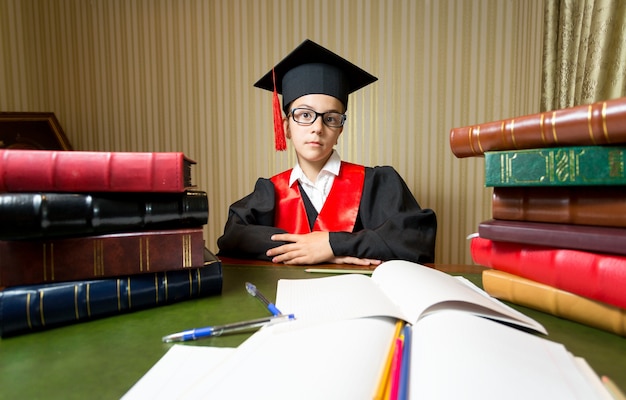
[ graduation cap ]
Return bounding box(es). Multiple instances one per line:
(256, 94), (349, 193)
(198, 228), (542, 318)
(254, 39), (378, 150)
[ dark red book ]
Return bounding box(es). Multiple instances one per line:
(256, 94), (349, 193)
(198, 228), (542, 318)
(478, 219), (626, 256)
(0, 228), (205, 287)
(0, 149), (195, 193)
(469, 236), (626, 309)
(449, 96), (626, 158)
(492, 186), (626, 227)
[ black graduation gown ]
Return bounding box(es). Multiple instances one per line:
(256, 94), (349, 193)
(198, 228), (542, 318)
(217, 166), (437, 263)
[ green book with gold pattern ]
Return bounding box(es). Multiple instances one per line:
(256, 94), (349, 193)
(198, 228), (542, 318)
(484, 145), (626, 187)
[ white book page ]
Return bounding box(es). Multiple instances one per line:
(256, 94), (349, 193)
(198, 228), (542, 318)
(121, 345), (235, 400)
(275, 273), (408, 322)
(372, 260), (546, 333)
(179, 317), (399, 399)
(409, 311), (611, 400)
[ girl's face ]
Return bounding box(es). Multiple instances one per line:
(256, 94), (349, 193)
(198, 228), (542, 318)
(284, 94), (344, 168)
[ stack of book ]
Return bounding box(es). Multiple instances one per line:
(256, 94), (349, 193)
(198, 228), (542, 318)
(449, 96), (626, 337)
(0, 149), (222, 337)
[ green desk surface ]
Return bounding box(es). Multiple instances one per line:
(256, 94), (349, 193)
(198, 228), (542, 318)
(0, 261), (624, 399)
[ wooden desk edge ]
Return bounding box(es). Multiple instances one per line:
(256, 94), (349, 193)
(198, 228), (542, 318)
(217, 256), (488, 275)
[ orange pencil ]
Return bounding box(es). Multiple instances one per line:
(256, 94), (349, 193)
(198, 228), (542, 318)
(374, 320), (404, 400)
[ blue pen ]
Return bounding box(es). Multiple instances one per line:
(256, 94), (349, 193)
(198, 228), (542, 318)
(161, 313), (295, 343)
(245, 282), (283, 316)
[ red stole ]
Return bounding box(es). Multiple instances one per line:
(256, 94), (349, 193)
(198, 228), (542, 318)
(270, 162), (365, 233)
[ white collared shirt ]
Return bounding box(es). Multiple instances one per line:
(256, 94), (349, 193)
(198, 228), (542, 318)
(289, 150), (341, 213)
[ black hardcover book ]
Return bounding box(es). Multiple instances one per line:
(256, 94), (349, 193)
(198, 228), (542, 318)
(0, 249), (222, 337)
(0, 190), (208, 240)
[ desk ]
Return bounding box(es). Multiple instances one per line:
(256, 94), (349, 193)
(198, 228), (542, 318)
(0, 259), (624, 399)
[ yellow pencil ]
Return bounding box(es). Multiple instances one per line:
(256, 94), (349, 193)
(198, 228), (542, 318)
(603, 376), (626, 400)
(374, 320), (404, 400)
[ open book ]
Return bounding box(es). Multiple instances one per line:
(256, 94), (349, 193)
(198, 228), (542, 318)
(275, 259), (546, 333)
(123, 260), (611, 399)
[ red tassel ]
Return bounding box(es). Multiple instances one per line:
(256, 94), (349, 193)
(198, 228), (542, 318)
(272, 68), (287, 151)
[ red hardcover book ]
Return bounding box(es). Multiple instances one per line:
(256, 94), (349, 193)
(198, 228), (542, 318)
(492, 186), (626, 227)
(478, 219), (626, 256)
(0, 149), (195, 193)
(0, 228), (205, 286)
(449, 96), (626, 158)
(469, 236), (626, 309)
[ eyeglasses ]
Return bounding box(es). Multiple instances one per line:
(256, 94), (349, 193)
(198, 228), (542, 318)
(289, 108), (346, 128)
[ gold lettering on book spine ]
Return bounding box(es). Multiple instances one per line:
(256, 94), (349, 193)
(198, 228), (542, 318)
(164, 272), (169, 301)
(602, 102), (609, 143)
(587, 105), (597, 144)
(475, 126), (484, 154)
(551, 111), (558, 143)
(74, 285), (79, 320)
(195, 269), (201, 294)
(499, 122), (506, 151)
(468, 127), (478, 156)
(93, 240), (104, 276)
(40, 291), (45, 326)
(510, 119), (518, 149)
(182, 234), (193, 267)
(116, 279), (121, 311)
(554, 148), (572, 182)
(127, 277), (132, 309)
(153, 274), (159, 304)
(139, 237), (150, 272)
(26, 293), (33, 329)
(86, 283), (92, 317)
(609, 149), (624, 177)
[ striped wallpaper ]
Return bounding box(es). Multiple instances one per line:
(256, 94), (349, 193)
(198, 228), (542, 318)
(0, 0), (544, 264)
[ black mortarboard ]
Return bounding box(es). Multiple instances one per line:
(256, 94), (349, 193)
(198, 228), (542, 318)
(254, 39), (378, 150)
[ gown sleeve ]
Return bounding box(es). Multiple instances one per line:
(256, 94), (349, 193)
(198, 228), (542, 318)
(217, 167), (437, 263)
(216, 178), (287, 261)
(329, 166), (437, 263)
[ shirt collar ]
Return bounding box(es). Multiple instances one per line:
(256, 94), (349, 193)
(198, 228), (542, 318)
(289, 150), (341, 187)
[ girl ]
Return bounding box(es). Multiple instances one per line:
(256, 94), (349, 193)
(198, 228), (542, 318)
(218, 40), (436, 265)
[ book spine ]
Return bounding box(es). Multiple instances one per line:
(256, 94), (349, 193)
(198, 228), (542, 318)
(0, 261), (222, 337)
(492, 187), (626, 227)
(470, 236), (626, 309)
(477, 219), (626, 256)
(482, 269), (626, 337)
(449, 96), (626, 158)
(0, 191), (208, 240)
(485, 146), (626, 187)
(0, 150), (195, 193)
(0, 228), (205, 286)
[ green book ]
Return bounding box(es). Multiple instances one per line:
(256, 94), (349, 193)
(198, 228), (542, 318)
(485, 146), (626, 187)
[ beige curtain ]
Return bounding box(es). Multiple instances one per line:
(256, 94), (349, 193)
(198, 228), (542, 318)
(542, 0), (626, 111)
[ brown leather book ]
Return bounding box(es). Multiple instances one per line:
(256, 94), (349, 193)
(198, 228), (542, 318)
(492, 186), (626, 227)
(0, 228), (205, 287)
(449, 96), (626, 158)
